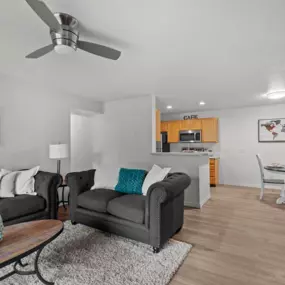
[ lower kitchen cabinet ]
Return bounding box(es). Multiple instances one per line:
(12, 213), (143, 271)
(209, 158), (219, 186)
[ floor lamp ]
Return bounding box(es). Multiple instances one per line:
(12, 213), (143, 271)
(49, 144), (69, 174)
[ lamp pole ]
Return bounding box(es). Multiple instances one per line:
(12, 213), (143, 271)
(57, 159), (61, 174)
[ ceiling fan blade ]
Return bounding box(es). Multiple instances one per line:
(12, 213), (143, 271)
(26, 44), (54, 59)
(25, 0), (62, 32)
(77, 41), (121, 60)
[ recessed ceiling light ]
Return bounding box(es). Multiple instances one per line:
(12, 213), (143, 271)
(166, 105), (173, 109)
(265, 91), (285, 100)
(199, 101), (206, 106)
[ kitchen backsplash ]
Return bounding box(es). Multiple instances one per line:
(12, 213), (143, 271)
(170, 142), (220, 153)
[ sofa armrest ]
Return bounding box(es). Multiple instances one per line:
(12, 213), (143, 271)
(34, 171), (62, 219)
(146, 173), (191, 209)
(145, 173), (191, 248)
(66, 169), (95, 221)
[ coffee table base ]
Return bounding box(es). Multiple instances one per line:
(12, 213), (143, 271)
(0, 246), (54, 285)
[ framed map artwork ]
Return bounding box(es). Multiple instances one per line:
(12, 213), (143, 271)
(258, 118), (285, 142)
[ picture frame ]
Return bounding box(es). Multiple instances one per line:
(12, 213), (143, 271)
(258, 118), (285, 142)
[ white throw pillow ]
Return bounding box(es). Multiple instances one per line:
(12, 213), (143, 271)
(0, 166), (40, 196)
(0, 169), (11, 181)
(0, 171), (18, 198)
(91, 165), (119, 190)
(142, 164), (171, 196)
(21, 178), (37, 196)
(14, 166), (40, 195)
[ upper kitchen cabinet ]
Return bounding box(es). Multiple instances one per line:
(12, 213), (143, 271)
(168, 121), (181, 143)
(156, 109), (161, 141)
(161, 121), (168, 132)
(180, 119), (202, 130)
(160, 117), (219, 143)
(201, 118), (219, 142)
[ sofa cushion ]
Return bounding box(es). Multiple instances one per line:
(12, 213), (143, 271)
(77, 189), (124, 213)
(0, 195), (46, 222)
(107, 195), (146, 224)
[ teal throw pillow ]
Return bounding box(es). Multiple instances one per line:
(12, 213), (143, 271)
(115, 168), (146, 194)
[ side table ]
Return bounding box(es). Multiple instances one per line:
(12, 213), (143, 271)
(57, 184), (69, 210)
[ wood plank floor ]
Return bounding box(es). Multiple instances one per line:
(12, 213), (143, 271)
(58, 186), (285, 285)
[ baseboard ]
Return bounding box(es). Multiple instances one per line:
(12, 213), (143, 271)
(219, 184), (281, 192)
(199, 194), (211, 208)
(184, 201), (200, 208)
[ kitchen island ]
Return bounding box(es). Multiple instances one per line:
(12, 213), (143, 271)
(151, 152), (212, 208)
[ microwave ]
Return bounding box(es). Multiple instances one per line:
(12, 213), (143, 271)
(179, 130), (202, 143)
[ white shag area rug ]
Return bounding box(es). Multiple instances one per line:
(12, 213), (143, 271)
(1, 221), (192, 285)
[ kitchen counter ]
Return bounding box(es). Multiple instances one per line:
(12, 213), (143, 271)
(152, 152), (215, 157)
(151, 152), (211, 208)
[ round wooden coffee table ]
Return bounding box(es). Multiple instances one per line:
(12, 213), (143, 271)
(0, 220), (63, 285)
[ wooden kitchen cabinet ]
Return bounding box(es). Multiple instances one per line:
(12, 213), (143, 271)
(209, 158), (219, 186)
(180, 119), (202, 130)
(168, 121), (180, 143)
(161, 117), (219, 144)
(202, 118), (218, 143)
(161, 121), (168, 132)
(156, 109), (161, 141)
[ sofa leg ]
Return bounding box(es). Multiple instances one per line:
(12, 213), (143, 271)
(153, 247), (160, 254)
(175, 226), (182, 234)
(71, 221), (77, 225)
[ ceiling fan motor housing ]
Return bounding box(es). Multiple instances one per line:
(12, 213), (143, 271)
(50, 13), (79, 51)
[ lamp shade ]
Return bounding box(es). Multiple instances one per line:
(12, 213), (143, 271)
(49, 144), (69, 159)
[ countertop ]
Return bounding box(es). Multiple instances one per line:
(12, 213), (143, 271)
(152, 152), (209, 157)
(152, 152), (220, 158)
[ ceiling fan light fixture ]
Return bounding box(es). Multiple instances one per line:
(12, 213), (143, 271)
(266, 91), (285, 100)
(54, 44), (75, 54)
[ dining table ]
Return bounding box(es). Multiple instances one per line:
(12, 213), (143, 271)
(264, 165), (285, 204)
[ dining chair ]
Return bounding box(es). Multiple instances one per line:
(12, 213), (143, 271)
(256, 154), (285, 200)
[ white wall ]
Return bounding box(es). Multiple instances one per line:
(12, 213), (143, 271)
(0, 79), (103, 175)
(70, 113), (97, 172)
(162, 104), (285, 188)
(95, 96), (153, 169)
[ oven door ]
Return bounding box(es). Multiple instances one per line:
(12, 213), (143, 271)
(179, 131), (196, 142)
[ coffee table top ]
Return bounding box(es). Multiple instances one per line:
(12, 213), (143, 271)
(0, 220), (63, 267)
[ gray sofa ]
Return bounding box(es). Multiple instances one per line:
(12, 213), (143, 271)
(0, 171), (62, 226)
(66, 169), (191, 253)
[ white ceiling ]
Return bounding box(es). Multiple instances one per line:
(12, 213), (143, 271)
(2, 0), (285, 113)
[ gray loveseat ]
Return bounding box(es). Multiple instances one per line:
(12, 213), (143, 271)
(0, 171), (62, 226)
(66, 169), (191, 253)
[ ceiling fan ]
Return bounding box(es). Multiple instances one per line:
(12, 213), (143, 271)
(24, 0), (121, 60)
